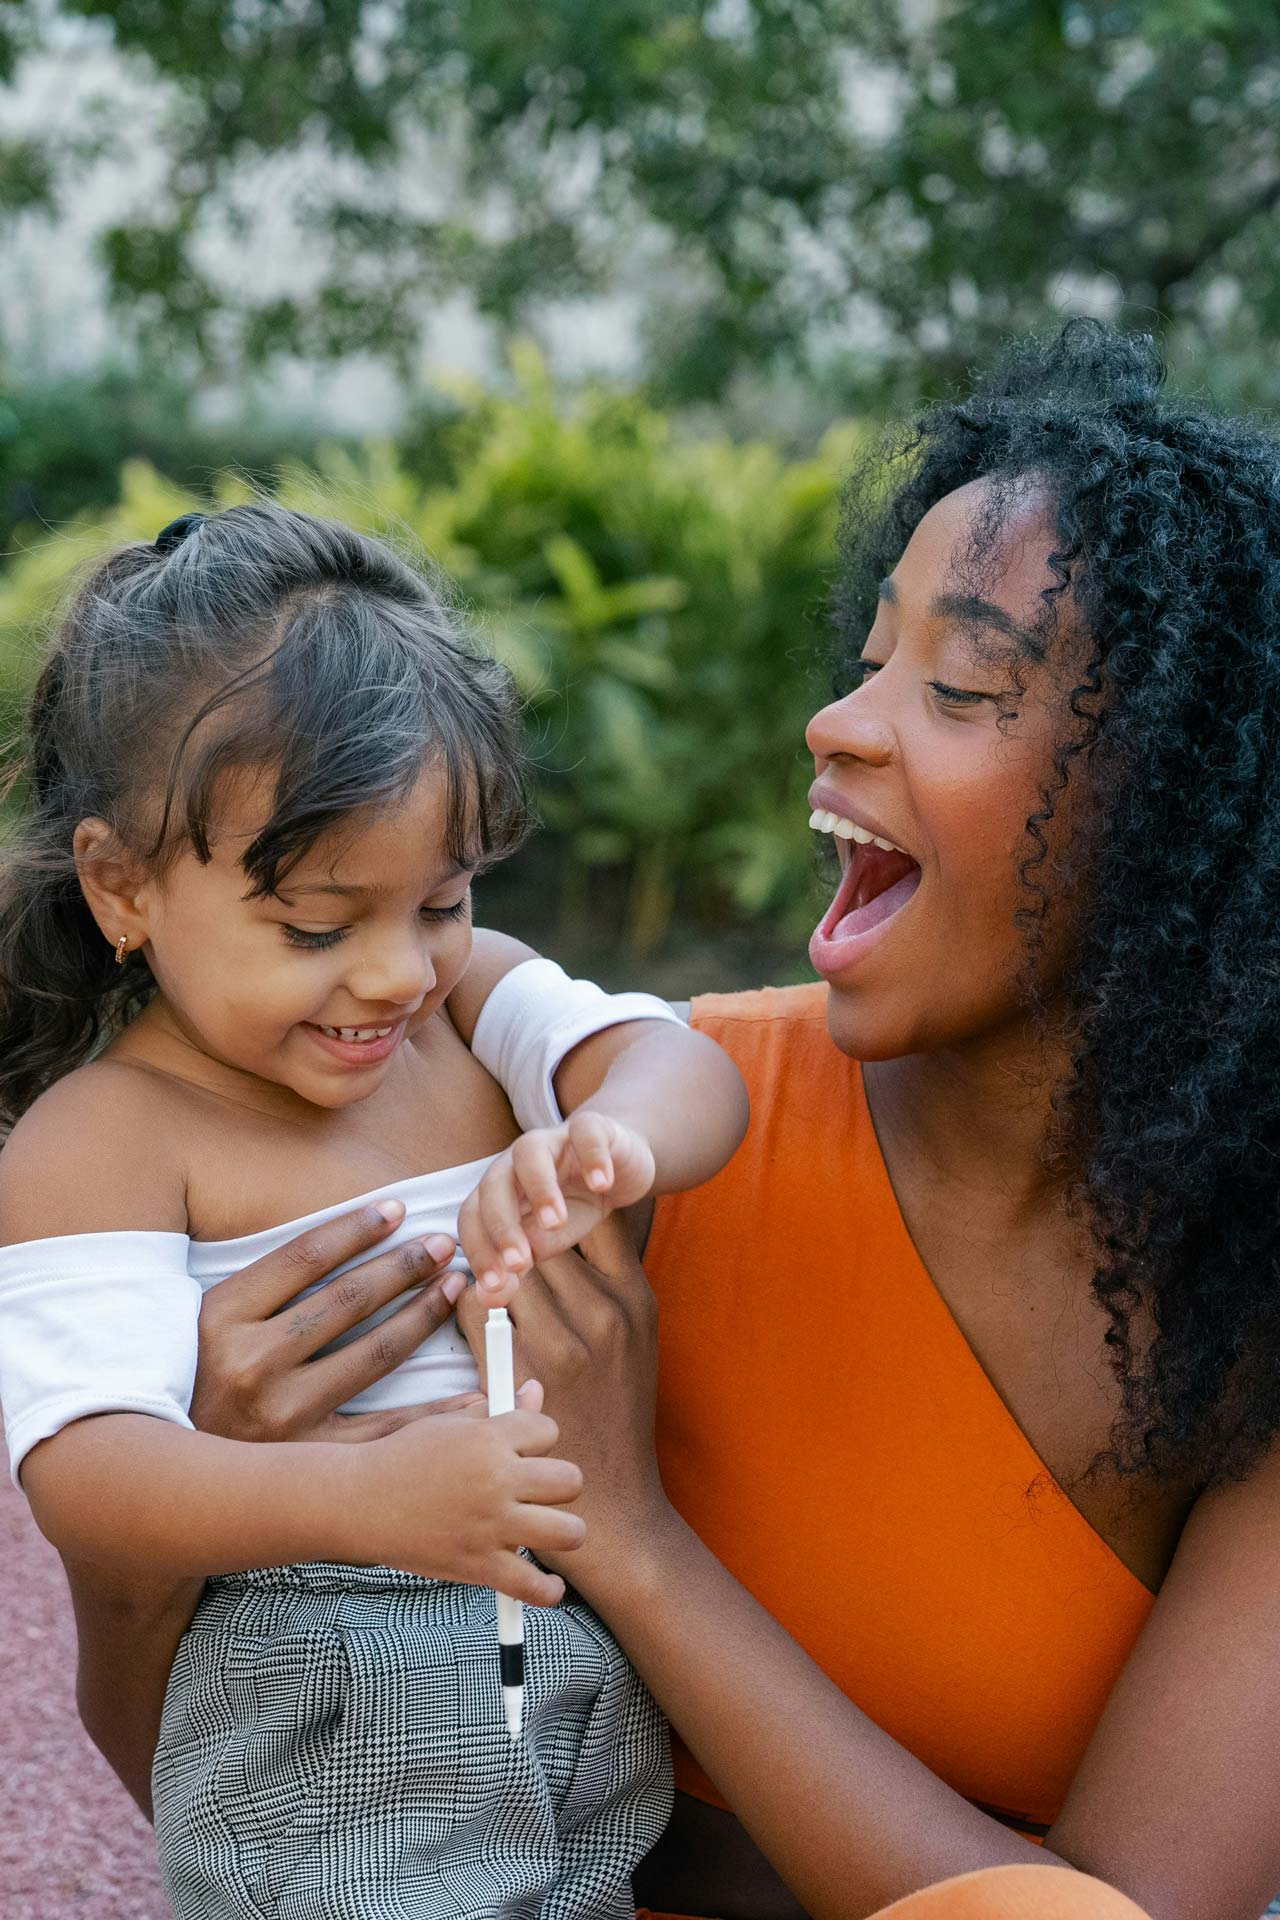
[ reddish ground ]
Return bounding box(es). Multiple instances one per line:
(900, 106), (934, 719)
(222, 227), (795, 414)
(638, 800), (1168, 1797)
(1, 1478), (170, 1918)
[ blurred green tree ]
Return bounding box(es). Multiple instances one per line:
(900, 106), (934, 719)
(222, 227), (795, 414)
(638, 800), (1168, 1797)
(2, 1), (1279, 409)
(0, 363), (339, 556)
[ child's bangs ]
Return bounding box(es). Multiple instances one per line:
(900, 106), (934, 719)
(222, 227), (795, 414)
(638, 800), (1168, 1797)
(156, 586), (530, 894)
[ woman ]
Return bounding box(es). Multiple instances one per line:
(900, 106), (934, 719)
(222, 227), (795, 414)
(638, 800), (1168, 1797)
(59, 324), (1280, 1918)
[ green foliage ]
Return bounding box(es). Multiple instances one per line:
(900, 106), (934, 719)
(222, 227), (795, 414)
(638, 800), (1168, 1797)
(4, 2), (1280, 409)
(0, 359), (851, 957)
(0, 364), (341, 561)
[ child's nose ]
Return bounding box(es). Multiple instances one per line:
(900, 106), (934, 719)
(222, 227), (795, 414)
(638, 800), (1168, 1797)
(349, 934), (437, 1011)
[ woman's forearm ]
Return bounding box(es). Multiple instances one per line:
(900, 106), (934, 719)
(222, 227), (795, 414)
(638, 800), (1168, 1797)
(23, 1414), (357, 1575)
(579, 1510), (1069, 1920)
(63, 1557), (203, 1819)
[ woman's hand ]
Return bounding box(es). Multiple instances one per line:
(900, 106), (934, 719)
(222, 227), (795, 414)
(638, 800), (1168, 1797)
(456, 1213), (674, 1592)
(192, 1197), (480, 1442)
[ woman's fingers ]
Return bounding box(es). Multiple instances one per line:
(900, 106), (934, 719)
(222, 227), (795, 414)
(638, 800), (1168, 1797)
(457, 1270), (564, 1379)
(230, 1198), (414, 1319)
(327, 1391), (486, 1441)
(537, 1212), (647, 1308)
(283, 1233), (461, 1357)
(298, 1265), (466, 1413)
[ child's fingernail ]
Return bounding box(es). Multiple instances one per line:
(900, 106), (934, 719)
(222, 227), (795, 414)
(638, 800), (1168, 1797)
(480, 1270), (502, 1292)
(441, 1271), (467, 1304)
(502, 1245), (525, 1269)
(539, 1205), (560, 1228)
(374, 1198), (406, 1224)
(424, 1234), (454, 1262)
(588, 1168), (609, 1189)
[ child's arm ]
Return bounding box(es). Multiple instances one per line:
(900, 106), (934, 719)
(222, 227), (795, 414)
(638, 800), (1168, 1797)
(21, 1401), (577, 1600)
(0, 1068), (581, 1598)
(450, 936), (748, 1296)
(553, 1014), (749, 1194)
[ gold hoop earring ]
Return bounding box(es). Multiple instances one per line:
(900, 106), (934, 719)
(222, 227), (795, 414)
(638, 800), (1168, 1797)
(114, 935), (128, 966)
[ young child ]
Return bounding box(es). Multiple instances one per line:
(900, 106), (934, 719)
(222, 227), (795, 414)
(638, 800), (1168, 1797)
(0, 505), (748, 1920)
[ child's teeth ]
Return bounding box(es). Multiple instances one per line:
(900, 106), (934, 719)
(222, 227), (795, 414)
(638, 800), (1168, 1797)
(322, 1025), (394, 1041)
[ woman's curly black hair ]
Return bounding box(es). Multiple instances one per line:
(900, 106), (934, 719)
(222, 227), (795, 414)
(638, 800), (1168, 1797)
(834, 319), (1280, 1487)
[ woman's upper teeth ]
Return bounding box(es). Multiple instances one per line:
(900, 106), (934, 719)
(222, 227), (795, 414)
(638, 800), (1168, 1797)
(321, 1025), (393, 1041)
(808, 808), (905, 856)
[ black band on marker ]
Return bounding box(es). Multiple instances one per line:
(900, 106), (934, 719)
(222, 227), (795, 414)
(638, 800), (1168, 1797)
(499, 1643), (525, 1687)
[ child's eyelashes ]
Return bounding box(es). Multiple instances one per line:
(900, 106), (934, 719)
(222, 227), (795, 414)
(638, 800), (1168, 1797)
(280, 899), (470, 952)
(283, 925), (348, 951)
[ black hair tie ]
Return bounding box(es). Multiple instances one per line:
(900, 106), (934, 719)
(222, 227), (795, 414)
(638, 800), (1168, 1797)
(154, 512), (208, 554)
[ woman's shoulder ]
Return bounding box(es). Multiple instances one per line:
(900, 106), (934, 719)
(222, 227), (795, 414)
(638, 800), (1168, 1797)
(686, 983), (854, 1095)
(690, 982), (831, 1031)
(0, 1058), (190, 1243)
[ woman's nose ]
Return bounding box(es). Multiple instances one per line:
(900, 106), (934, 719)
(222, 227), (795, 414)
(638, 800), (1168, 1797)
(805, 690), (895, 768)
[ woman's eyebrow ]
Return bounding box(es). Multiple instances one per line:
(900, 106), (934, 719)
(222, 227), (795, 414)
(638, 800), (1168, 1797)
(929, 591), (1028, 644)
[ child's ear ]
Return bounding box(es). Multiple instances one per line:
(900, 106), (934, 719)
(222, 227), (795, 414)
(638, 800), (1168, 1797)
(73, 818), (152, 960)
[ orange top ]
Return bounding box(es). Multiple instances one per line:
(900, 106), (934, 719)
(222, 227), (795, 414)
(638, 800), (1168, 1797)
(645, 986), (1155, 1836)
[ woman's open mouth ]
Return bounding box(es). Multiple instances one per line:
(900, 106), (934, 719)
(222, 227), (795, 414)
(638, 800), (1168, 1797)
(808, 810), (922, 979)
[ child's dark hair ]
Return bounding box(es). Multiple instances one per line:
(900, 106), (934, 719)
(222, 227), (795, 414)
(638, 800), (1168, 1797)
(0, 502), (529, 1130)
(835, 320), (1280, 1486)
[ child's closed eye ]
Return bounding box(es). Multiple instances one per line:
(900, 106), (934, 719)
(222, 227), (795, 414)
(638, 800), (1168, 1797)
(281, 899), (469, 951)
(283, 925), (348, 951)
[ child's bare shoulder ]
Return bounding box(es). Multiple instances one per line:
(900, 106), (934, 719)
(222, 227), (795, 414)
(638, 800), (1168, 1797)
(0, 1059), (189, 1243)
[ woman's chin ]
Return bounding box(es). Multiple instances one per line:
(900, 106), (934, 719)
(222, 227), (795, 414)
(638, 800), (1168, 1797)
(821, 986), (915, 1063)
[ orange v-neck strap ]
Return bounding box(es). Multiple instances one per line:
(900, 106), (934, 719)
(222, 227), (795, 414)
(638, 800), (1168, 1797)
(645, 986), (1154, 1829)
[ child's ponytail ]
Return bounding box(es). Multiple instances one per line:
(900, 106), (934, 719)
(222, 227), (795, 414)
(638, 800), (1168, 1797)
(0, 617), (155, 1132)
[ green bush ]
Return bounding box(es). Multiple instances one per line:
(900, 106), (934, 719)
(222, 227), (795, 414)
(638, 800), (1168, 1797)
(0, 355), (855, 964)
(0, 364), (337, 561)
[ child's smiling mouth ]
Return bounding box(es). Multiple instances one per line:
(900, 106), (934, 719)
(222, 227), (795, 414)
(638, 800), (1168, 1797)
(303, 1021), (407, 1066)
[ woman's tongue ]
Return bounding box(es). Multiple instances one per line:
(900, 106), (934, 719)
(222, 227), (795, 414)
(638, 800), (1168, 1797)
(827, 846), (920, 938)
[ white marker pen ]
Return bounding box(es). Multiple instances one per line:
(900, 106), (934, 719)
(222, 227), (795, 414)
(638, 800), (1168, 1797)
(484, 1306), (525, 1740)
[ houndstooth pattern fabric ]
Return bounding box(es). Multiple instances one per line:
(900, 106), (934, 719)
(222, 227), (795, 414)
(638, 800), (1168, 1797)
(153, 1562), (672, 1920)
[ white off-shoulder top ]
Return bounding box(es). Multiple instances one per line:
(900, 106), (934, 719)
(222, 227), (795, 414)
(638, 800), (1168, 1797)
(0, 958), (680, 1483)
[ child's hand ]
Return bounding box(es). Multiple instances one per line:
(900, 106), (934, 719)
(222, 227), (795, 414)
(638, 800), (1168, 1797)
(343, 1383), (584, 1602)
(458, 1113), (657, 1302)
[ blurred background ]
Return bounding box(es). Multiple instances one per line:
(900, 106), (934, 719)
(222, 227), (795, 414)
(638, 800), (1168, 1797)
(4, 4), (1280, 1915)
(3, 0), (1280, 1003)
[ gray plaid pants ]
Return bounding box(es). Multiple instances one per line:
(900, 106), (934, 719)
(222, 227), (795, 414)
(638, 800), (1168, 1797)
(153, 1563), (672, 1920)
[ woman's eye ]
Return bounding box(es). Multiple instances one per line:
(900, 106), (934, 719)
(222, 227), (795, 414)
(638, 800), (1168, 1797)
(419, 898), (470, 924)
(282, 925), (348, 951)
(849, 658), (882, 689)
(928, 680), (991, 710)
